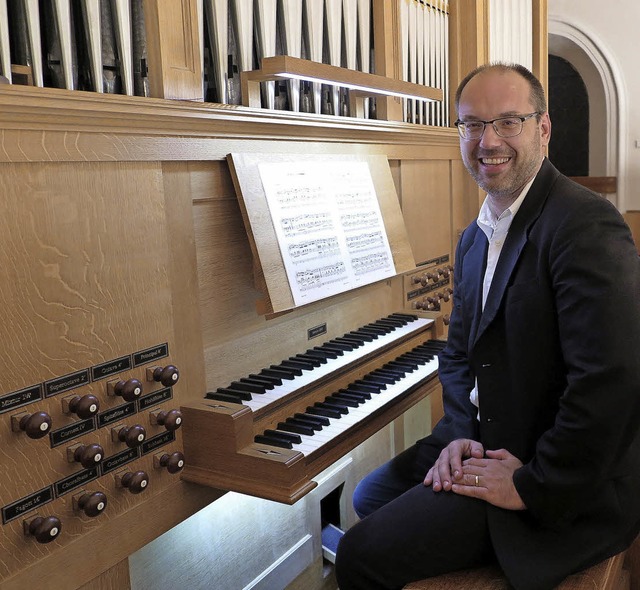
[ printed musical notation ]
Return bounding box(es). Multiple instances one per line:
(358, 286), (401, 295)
(296, 262), (347, 291)
(258, 160), (396, 306)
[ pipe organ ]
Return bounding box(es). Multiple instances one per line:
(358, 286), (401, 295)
(0, 0), (449, 123)
(0, 1), (546, 589)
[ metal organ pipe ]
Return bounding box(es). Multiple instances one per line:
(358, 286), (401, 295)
(1, 0), (450, 125)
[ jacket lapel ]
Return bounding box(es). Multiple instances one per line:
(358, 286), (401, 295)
(464, 227), (489, 348)
(473, 159), (558, 345)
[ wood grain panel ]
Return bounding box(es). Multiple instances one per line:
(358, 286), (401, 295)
(400, 159), (452, 264)
(0, 161), (199, 588)
(142, 0), (203, 101)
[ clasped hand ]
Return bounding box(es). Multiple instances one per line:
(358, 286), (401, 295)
(423, 439), (526, 510)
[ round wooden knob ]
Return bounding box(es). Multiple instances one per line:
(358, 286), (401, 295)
(26, 515), (62, 543)
(18, 412), (52, 439)
(117, 424), (146, 448)
(76, 491), (108, 517)
(72, 443), (104, 468)
(120, 470), (149, 494)
(443, 314), (451, 326)
(157, 451), (185, 474)
(154, 409), (183, 432)
(67, 394), (100, 419)
(113, 378), (143, 402)
(151, 365), (180, 387)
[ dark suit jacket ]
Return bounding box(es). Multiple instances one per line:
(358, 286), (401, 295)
(418, 159), (640, 590)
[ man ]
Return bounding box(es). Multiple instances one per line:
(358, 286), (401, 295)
(334, 63), (640, 590)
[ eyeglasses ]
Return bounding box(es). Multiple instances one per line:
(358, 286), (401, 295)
(454, 112), (541, 140)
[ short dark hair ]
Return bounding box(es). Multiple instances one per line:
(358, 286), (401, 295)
(454, 63), (547, 116)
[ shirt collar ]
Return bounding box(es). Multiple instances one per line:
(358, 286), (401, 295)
(477, 170), (538, 238)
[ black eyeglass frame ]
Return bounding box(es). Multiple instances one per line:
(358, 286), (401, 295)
(453, 112), (541, 140)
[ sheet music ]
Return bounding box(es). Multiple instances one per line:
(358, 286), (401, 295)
(258, 161), (396, 305)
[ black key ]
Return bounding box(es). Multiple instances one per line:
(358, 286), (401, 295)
(320, 398), (351, 412)
(242, 376), (275, 390)
(254, 434), (292, 449)
(355, 375), (387, 390)
(316, 401), (348, 415)
(338, 388), (371, 401)
(302, 350), (331, 362)
(385, 359), (418, 373)
(294, 412), (330, 427)
(334, 336), (365, 347)
(389, 312), (418, 321)
(379, 366), (407, 378)
(270, 363), (302, 377)
(342, 330), (378, 342)
(280, 359), (311, 372)
(331, 392), (364, 407)
(288, 416), (323, 431)
(205, 391), (245, 404)
(343, 386), (373, 398)
(307, 405), (341, 419)
(350, 326), (385, 342)
(338, 335), (368, 345)
(347, 382), (381, 394)
(325, 340), (354, 351)
(264, 429), (302, 444)
(229, 381), (266, 394)
(367, 372), (396, 384)
(374, 318), (404, 328)
(293, 354), (324, 366)
(249, 373), (282, 386)
(330, 394), (361, 407)
(414, 351), (437, 361)
(353, 380), (382, 393)
(399, 354), (427, 365)
(278, 421), (315, 436)
(361, 324), (390, 335)
(309, 347), (339, 360)
(261, 367), (296, 380)
(216, 387), (252, 401)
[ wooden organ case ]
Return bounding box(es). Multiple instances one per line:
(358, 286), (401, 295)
(0, 1), (518, 589)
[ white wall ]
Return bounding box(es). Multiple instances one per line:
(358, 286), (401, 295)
(549, 0), (640, 211)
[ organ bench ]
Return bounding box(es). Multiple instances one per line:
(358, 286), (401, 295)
(404, 549), (632, 590)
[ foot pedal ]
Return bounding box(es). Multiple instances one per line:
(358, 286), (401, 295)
(321, 523), (345, 564)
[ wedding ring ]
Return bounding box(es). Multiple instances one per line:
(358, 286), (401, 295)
(474, 474), (480, 487)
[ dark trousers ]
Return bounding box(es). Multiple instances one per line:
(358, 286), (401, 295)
(335, 444), (496, 590)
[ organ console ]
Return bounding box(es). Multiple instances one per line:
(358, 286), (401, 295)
(0, 1), (548, 589)
(183, 313), (444, 503)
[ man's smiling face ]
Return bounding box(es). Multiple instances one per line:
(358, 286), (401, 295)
(457, 69), (551, 202)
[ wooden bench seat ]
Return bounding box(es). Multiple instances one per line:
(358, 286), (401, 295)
(403, 551), (629, 590)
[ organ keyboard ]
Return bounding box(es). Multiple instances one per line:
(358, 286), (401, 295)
(181, 313), (444, 504)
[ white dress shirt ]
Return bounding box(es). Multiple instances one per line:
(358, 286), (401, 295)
(468, 174), (537, 411)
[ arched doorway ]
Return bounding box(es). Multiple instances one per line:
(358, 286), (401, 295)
(548, 55), (589, 177)
(548, 18), (626, 210)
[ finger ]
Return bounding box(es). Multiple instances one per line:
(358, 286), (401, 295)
(462, 472), (484, 488)
(485, 448), (509, 460)
(448, 439), (473, 482)
(426, 464), (444, 491)
(469, 440), (485, 458)
(423, 467), (434, 486)
(451, 483), (485, 499)
(462, 457), (487, 468)
(437, 456), (455, 490)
